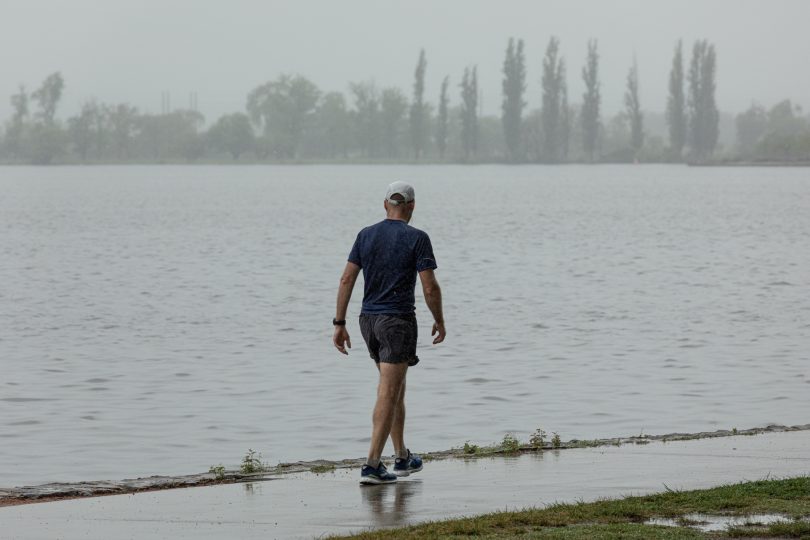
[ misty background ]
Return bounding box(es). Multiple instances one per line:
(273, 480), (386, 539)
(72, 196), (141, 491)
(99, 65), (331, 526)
(3, 0), (809, 121)
(2, 0), (810, 164)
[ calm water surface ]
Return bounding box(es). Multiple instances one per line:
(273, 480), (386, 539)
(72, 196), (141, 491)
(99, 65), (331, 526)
(1, 165), (808, 486)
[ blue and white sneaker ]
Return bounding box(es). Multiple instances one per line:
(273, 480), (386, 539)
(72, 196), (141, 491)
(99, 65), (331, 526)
(360, 462), (397, 485)
(393, 450), (423, 477)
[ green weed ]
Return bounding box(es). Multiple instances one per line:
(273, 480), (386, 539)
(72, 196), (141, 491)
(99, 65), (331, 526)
(529, 429), (546, 448)
(500, 433), (521, 453)
(463, 441), (480, 455)
(240, 449), (269, 474)
(208, 464), (226, 480)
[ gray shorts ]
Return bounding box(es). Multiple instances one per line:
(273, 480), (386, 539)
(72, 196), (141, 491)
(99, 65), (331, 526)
(359, 313), (419, 366)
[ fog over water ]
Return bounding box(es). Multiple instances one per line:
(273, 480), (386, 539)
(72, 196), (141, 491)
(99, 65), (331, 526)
(2, 0), (810, 122)
(2, 165), (808, 485)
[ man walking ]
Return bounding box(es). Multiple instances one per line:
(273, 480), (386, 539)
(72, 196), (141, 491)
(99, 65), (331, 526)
(333, 181), (445, 485)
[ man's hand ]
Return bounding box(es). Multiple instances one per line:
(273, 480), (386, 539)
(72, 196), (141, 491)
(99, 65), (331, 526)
(431, 321), (446, 344)
(333, 326), (352, 355)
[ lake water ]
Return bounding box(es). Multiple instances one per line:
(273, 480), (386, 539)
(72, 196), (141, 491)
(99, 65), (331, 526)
(1, 164), (808, 486)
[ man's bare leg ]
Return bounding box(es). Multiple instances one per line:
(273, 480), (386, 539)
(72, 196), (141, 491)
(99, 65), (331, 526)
(367, 362), (408, 466)
(390, 378), (407, 458)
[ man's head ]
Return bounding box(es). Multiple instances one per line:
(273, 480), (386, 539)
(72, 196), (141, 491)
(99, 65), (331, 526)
(384, 181), (415, 222)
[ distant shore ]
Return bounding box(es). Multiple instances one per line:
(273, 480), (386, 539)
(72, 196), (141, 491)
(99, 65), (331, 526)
(1, 159), (808, 167)
(1, 423), (808, 508)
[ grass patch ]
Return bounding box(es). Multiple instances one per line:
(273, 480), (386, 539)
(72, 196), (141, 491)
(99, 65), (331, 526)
(330, 477), (810, 539)
(311, 464), (336, 474)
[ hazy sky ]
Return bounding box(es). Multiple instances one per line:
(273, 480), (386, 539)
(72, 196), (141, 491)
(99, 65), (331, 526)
(2, 0), (809, 124)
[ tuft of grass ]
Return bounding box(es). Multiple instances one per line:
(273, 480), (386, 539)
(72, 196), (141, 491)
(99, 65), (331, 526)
(240, 449), (269, 474)
(310, 464), (335, 474)
(529, 428), (546, 449)
(208, 464), (226, 480)
(500, 433), (521, 453)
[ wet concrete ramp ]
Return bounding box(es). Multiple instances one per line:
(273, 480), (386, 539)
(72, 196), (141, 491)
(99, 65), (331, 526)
(2, 430), (809, 539)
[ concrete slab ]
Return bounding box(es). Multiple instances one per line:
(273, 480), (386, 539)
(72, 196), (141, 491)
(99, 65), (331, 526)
(2, 431), (809, 540)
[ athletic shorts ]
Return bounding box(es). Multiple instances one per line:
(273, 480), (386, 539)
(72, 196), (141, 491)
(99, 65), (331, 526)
(359, 313), (419, 366)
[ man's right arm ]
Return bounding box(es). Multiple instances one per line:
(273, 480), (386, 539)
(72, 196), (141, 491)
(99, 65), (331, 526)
(418, 269), (445, 344)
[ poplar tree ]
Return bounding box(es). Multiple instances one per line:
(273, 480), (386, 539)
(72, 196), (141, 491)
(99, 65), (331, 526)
(625, 57), (644, 156)
(502, 37), (526, 162)
(560, 82), (570, 161)
(460, 65), (478, 161)
(409, 49), (427, 160)
(580, 40), (601, 162)
(700, 43), (719, 159)
(666, 40), (686, 160)
(541, 37), (566, 162)
(687, 40), (719, 162)
(436, 76), (449, 160)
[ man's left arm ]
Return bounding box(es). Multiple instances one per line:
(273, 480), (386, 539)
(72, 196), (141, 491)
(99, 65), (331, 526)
(333, 261), (361, 355)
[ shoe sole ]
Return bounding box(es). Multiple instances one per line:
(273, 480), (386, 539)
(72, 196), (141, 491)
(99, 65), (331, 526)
(359, 476), (397, 485)
(393, 464), (423, 477)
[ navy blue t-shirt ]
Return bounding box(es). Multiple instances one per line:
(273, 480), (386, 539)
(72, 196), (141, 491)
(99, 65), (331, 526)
(348, 219), (438, 315)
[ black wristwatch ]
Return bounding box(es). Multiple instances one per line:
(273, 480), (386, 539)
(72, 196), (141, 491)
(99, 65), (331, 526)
(332, 318), (346, 326)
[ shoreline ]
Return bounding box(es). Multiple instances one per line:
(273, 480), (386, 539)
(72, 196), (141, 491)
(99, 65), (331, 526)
(1, 422), (808, 508)
(1, 160), (809, 167)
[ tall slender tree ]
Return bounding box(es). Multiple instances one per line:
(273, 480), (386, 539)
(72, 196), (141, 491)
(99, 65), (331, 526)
(625, 57), (644, 156)
(666, 40), (686, 160)
(580, 40), (601, 162)
(460, 66), (479, 161)
(436, 76), (449, 160)
(502, 37), (527, 162)
(560, 80), (571, 161)
(541, 37), (566, 162)
(409, 49), (428, 160)
(700, 43), (719, 159)
(687, 40), (719, 161)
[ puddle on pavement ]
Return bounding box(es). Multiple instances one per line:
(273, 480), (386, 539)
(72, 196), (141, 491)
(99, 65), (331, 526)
(647, 513), (799, 532)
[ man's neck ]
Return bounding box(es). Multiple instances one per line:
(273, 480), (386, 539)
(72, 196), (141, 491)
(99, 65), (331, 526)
(386, 216), (408, 223)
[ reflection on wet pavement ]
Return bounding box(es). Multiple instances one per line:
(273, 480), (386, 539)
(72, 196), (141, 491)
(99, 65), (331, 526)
(360, 479), (423, 528)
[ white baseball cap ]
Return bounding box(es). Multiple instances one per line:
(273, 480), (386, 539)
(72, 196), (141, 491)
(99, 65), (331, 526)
(385, 181), (415, 205)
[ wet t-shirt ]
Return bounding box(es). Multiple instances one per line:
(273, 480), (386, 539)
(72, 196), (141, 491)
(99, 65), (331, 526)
(348, 219), (438, 314)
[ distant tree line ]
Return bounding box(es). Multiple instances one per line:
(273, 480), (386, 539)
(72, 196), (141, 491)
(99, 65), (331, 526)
(2, 38), (809, 165)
